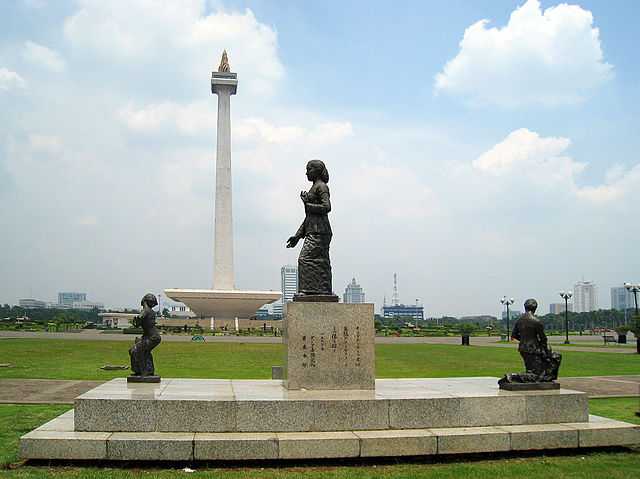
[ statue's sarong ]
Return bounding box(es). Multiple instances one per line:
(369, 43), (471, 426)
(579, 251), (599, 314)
(298, 233), (332, 295)
(129, 333), (161, 376)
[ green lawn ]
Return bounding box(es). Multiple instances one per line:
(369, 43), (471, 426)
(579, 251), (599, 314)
(0, 401), (638, 479)
(0, 339), (638, 380)
(0, 340), (638, 478)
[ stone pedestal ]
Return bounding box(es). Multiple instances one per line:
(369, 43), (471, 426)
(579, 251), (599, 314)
(500, 382), (560, 391)
(127, 376), (160, 384)
(284, 302), (375, 390)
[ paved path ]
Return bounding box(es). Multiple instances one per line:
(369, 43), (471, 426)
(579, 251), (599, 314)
(561, 375), (640, 398)
(1, 331), (636, 353)
(0, 376), (638, 404)
(0, 379), (103, 404)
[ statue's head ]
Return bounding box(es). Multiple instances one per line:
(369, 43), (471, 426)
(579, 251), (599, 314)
(306, 159), (329, 183)
(524, 298), (538, 313)
(141, 293), (158, 309)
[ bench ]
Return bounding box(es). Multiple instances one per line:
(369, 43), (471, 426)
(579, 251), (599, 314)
(603, 335), (617, 345)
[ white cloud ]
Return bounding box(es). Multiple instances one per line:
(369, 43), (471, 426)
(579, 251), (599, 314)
(28, 134), (63, 154)
(435, 0), (613, 107)
(78, 215), (98, 226)
(235, 118), (353, 147)
(0, 68), (26, 91)
(473, 128), (584, 185)
(64, 1), (283, 96)
(577, 164), (640, 203)
(118, 101), (353, 148)
(473, 128), (640, 204)
(118, 101), (215, 135)
(23, 41), (65, 72)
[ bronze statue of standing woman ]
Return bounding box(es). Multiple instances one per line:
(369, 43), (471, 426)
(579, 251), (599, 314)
(286, 160), (338, 301)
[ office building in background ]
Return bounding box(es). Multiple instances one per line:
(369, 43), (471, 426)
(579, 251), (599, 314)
(58, 292), (86, 307)
(381, 273), (424, 321)
(611, 286), (636, 311)
(281, 265), (298, 304)
(18, 298), (47, 309)
(269, 265), (298, 319)
(573, 281), (598, 313)
(343, 277), (365, 304)
(549, 302), (573, 315)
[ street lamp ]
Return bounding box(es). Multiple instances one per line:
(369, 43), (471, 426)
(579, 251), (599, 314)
(624, 283), (640, 317)
(500, 296), (515, 340)
(559, 291), (573, 344)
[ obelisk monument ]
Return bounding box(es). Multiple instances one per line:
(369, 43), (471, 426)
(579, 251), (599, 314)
(164, 51), (280, 321)
(211, 50), (237, 290)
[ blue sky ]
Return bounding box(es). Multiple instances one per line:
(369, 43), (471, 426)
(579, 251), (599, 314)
(1, 0), (639, 316)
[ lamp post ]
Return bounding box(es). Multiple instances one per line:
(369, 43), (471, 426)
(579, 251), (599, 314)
(624, 283), (640, 317)
(559, 291), (572, 344)
(500, 296), (514, 340)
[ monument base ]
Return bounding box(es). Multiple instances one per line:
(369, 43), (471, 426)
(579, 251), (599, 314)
(284, 302), (375, 390)
(293, 294), (339, 302)
(500, 382), (560, 391)
(19, 378), (640, 461)
(127, 375), (161, 383)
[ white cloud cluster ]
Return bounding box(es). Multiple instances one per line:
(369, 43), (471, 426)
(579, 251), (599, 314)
(64, 0), (283, 95)
(0, 68), (26, 91)
(235, 118), (353, 147)
(28, 134), (63, 154)
(118, 100), (353, 149)
(119, 101), (215, 135)
(577, 164), (640, 203)
(473, 128), (640, 203)
(23, 41), (65, 72)
(435, 0), (613, 107)
(473, 128), (584, 185)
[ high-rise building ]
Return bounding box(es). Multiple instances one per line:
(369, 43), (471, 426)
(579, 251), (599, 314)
(281, 265), (298, 303)
(549, 302), (573, 315)
(573, 281), (598, 313)
(611, 286), (636, 311)
(343, 278), (365, 304)
(58, 292), (86, 307)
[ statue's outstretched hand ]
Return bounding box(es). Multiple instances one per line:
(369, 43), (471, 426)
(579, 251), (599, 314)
(286, 236), (299, 248)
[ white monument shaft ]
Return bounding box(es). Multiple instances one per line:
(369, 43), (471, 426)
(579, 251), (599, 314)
(213, 85), (235, 290)
(164, 52), (280, 320)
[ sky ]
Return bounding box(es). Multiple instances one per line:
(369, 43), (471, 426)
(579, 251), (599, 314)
(1, 0), (639, 317)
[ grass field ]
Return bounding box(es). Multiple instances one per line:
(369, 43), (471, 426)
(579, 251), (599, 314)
(0, 400), (638, 478)
(0, 339), (638, 380)
(1, 339), (638, 477)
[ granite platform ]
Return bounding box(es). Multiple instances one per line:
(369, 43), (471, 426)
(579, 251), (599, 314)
(20, 410), (640, 461)
(19, 377), (640, 461)
(73, 377), (588, 432)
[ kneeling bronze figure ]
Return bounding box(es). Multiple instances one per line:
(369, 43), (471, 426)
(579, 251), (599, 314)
(498, 298), (562, 390)
(128, 293), (162, 383)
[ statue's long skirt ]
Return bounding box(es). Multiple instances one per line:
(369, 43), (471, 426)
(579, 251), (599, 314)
(298, 233), (332, 295)
(129, 334), (161, 376)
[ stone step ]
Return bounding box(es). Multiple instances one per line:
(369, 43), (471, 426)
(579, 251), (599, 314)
(21, 411), (640, 461)
(74, 378), (588, 432)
